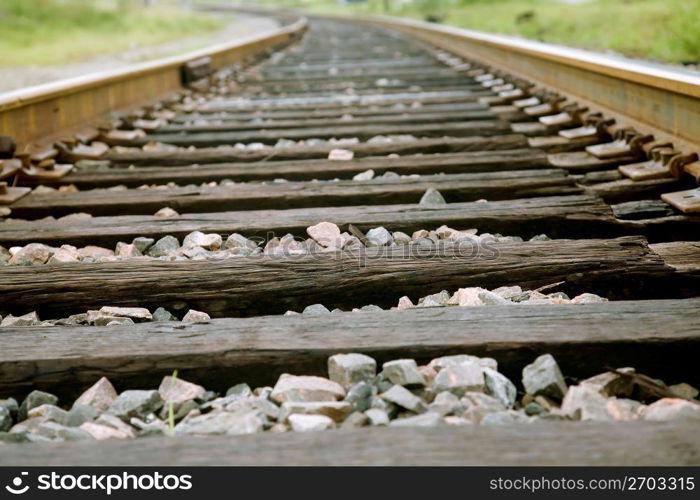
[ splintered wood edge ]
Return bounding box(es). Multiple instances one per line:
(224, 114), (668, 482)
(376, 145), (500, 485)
(650, 241), (700, 272)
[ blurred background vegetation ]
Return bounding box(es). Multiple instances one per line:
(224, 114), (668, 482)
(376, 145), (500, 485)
(0, 0), (223, 66)
(253, 0), (700, 64)
(0, 0), (697, 66)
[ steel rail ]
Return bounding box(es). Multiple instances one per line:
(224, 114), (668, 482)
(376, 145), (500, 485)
(351, 15), (700, 155)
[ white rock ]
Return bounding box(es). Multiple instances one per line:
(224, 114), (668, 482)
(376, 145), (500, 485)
(366, 226), (393, 246)
(429, 354), (497, 372)
(449, 287), (487, 306)
(48, 247), (80, 264)
(560, 385), (613, 421)
(182, 231), (222, 250)
(182, 310), (210, 323)
(302, 304), (331, 315)
(419, 188), (446, 205)
(86, 310), (134, 326)
(288, 414), (334, 432)
(418, 290), (450, 307)
(154, 207), (179, 218)
(381, 385), (427, 413)
(0, 311), (40, 327)
(353, 169), (375, 181)
(328, 353), (377, 388)
(432, 362), (485, 396)
(390, 412), (442, 427)
(224, 233), (258, 251)
(492, 285), (523, 299)
(429, 391), (462, 416)
(477, 290), (511, 305)
(642, 398), (700, 421)
(580, 370), (634, 398)
(397, 296), (414, 310)
(382, 359), (426, 387)
(328, 148), (354, 161)
(571, 293), (608, 304)
(174, 411), (262, 436)
(484, 368), (517, 408)
(444, 416), (472, 426)
(271, 374), (346, 403)
(365, 408), (390, 426)
(80, 422), (132, 440)
(522, 354), (568, 400)
(281, 401), (351, 423)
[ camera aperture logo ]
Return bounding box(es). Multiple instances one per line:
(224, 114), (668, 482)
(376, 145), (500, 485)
(4, 471), (192, 496)
(5, 472), (29, 495)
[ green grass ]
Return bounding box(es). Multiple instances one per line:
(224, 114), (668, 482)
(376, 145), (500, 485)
(0, 0), (224, 66)
(167, 369), (178, 433)
(260, 0), (700, 64)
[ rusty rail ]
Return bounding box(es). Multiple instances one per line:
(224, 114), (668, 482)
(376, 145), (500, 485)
(353, 15), (699, 155)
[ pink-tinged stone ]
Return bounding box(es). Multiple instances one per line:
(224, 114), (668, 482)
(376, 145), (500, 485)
(78, 246), (114, 260)
(306, 222), (344, 249)
(73, 377), (118, 412)
(182, 310), (210, 323)
(158, 376), (206, 404)
(48, 247), (80, 264)
(9, 243), (53, 265)
(115, 242), (142, 257)
(271, 374), (345, 404)
(450, 288), (486, 306)
(397, 296), (414, 310)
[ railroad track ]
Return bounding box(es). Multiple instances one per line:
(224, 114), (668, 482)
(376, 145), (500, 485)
(0, 11), (699, 466)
